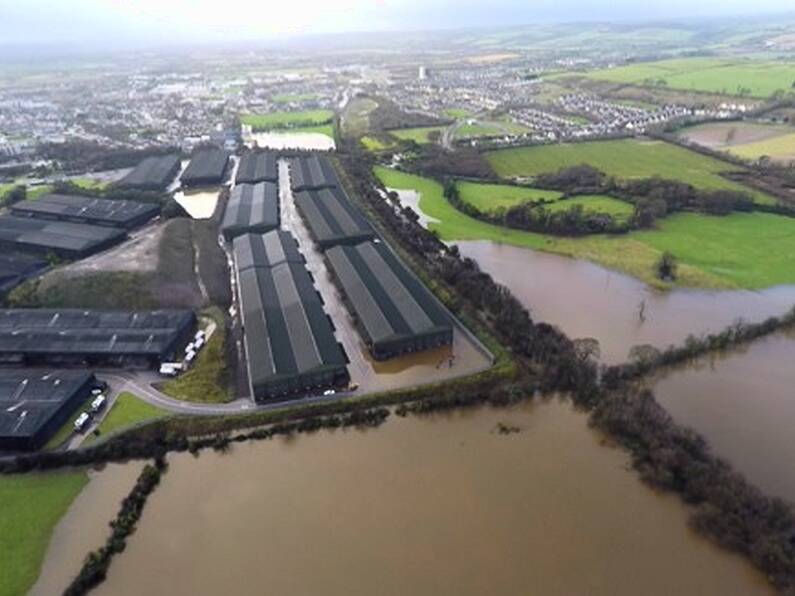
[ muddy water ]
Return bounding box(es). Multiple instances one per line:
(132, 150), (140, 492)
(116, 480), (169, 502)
(457, 240), (795, 364)
(652, 331), (795, 503)
(84, 401), (771, 596)
(174, 188), (220, 219)
(247, 131), (336, 151)
(31, 462), (144, 596)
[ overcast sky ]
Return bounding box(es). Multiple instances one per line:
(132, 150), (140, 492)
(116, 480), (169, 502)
(1, 0), (793, 46)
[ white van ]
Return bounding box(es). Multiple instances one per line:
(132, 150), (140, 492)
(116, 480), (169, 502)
(90, 395), (107, 413)
(74, 413), (91, 433)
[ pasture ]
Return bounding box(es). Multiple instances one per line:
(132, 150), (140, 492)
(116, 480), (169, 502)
(241, 109), (334, 131)
(586, 57), (795, 98)
(457, 181), (562, 210)
(390, 126), (448, 144)
(485, 138), (777, 205)
(375, 166), (795, 289)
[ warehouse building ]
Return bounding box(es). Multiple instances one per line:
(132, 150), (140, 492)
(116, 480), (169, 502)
(0, 309), (196, 368)
(234, 231), (348, 402)
(118, 154), (182, 190)
(221, 182), (280, 241)
(0, 370), (96, 452)
(11, 193), (161, 229)
(0, 252), (48, 295)
(180, 148), (229, 187)
(294, 187), (375, 249)
(325, 241), (453, 360)
(233, 230), (304, 272)
(236, 151), (278, 184)
(289, 155), (340, 191)
(0, 215), (127, 259)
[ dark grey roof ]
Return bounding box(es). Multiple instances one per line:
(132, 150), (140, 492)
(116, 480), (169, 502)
(233, 231), (303, 272)
(221, 182), (279, 240)
(181, 149), (229, 186)
(118, 154), (181, 190)
(0, 215), (127, 258)
(0, 370), (94, 441)
(0, 309), (196, 358)
(234, 234), (346, 391)
(0, 253), (48, 294)
(325, 241), (451, 346)
(289, 155), (340, 191)
(236, 151), (278, 184)
(294, 187), (374, 248)
(11, 194), (160, 228)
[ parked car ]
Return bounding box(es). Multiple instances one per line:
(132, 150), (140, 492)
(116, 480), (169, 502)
(90, 395), (107, 413)
(74, 412), (91, 433)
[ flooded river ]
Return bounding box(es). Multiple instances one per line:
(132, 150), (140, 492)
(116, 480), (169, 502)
(457, 241), (795, 364)
(652, 331), (795, 503)
(34, 401), (770, 596)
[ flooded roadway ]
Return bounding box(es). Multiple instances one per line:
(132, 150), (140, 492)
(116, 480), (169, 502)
(40, 401), (771, 596)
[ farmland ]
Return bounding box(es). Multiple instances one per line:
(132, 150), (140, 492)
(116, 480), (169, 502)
(0, 471), (88, 596)
(241, 109), (334, 131)
(390, 126), (448, 144)
(729, 133), (795, 163)
(678, 121), (795, 162)
(586, 57), (795, 98)
(375, 166), (795, 289)
(485, 138), (778, 205)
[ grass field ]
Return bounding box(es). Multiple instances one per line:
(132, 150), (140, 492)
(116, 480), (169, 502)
(272, 93), (317, 104)
(375, 166), (795, 289)
(390, 126), (447, 144)
(729, 132), (795, 163)
(361, 136), (394, 151)
(241, 109), (334, 131)
(586, 57), (795, 98)
(0, 471), (88, 596)
(84, 392), (167, 445)
(444, 108), (472, 119)
(486, 138), (777, 205)
(543, 195), (635, 221)
(457, 181), (562, 210)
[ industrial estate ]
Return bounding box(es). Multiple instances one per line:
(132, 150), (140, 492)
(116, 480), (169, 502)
(4, 11), (795, 596)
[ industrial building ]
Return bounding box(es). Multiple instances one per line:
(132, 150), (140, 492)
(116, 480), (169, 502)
(0, 215), (127, 259)
(118, 154), (182, 190)
(0, 369), (96, 451)
(180, 148), (229, 187)
(289, 155), (340, 191)
(232, 230), (304, 271)
(11, 193), (161, 229)
(236, 151), (278, 184)
(294, 187), (375, 249)
(325, 241), (453, 360)
(0, 252), (48, 295)
(0, 309), (196, 368)
(221, 182), (280, 241)
(234, 230), (348, 402)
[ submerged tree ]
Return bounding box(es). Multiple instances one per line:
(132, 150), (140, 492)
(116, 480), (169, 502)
(656, 251), (678, 282)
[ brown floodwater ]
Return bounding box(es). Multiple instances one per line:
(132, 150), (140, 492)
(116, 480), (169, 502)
(64, 400), (772, 596)
(31, 462), (144, 596)
(652, 331), (795, 503)
(457, 240), (795, 364)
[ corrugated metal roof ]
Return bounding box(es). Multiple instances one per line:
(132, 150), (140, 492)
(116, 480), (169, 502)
(181, 149), (229, 185)
(236, 151), (278, 184)
(221, 182), (279, 239)
(0, 215), (127, 257)
(118, 154), (181, 190)
(233, 231), (303, 272)
(294, 187), (374, 248)
(289, 155), (340, 191)
(12, 194), (160, 228)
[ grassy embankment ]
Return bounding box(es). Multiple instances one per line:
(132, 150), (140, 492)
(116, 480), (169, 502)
(375, 166), (795, 290)
(241, 109), (335, 139)
(85, 392), (168, 446)
(486, 138), (778, 205)
(586, 57), (795, 98)
(0, 471), (88, 596)
(160, 309), (232, 404)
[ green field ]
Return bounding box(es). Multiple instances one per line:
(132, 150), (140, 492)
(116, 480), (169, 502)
(241, 109), (334, 131)
(457, 181), (562, 210)
(486, 139), (777, 205)
(70, 177), (110, 191)
(86, 392), (167, 445)
(361, 136), (394, 151)
(0, 471), (88, 596)
(390, 126), (447, 144)
(456, 122), (505, 139)
(543, 195), (635, 221)
(729, 132), (795, 162)
(444, 108), (472, 119)
(272, 93), (317, 104)
(586, 57), (795, 98)
(375, 166), (795, 290)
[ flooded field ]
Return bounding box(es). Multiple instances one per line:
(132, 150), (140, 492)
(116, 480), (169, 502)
(247, 131), (335, 151)
(457, 240), (795, 364)
(652, 331), (795, 503)
(67, 400), (772, 596)
(174, 188), (220, 219)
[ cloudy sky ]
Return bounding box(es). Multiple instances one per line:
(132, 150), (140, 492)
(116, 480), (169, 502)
(1, 0), (793, 45)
